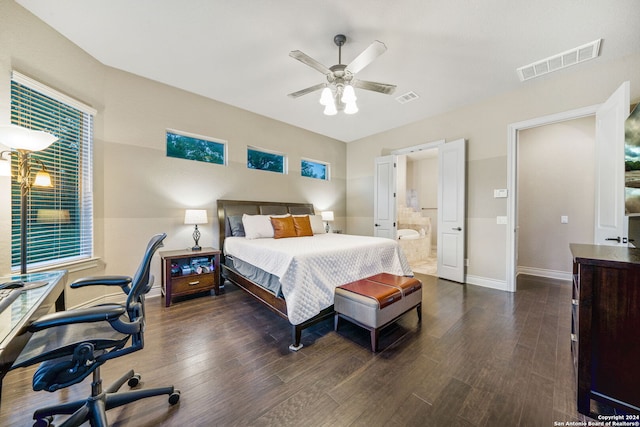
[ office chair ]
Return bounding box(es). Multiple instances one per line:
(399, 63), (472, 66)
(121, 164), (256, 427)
(11, 233), (180, 427)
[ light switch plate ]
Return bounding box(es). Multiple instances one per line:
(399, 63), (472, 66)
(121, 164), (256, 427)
(494, 189), (508, 198)
(496, 216), (508, 224)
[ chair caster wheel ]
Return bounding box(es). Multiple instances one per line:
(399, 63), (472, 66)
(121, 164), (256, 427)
(33, 416), (53, 427)
(169, 390), (181, 405)
(128, 373), (141, 387)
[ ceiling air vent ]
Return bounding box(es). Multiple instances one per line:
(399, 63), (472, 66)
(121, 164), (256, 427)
(516, 39), (602, 82)
(396, 91), (419, 104)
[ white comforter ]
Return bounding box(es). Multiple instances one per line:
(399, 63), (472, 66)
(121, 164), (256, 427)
(224, 233), (413, 325)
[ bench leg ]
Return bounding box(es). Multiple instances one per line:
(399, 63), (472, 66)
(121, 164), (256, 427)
(417, 303), (422, 322)
(370, 328), (379, 352)
(334, 314), (339, 331)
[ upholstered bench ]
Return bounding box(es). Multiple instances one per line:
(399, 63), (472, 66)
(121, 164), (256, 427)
(334, 273), (422, 351)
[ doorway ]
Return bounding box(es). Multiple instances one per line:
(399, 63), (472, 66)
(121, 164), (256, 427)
(381, 139), (466, 282)
(391, 140), (443, 277)
(517, 116), (595, 280)
(508, 82), (630, 292)
(507, 105), (599, 291)
(404, 149), (439, 275)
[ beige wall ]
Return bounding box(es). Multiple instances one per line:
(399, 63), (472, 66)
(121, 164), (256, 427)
(406, 156), (438, 247)
(3, 1), (640, 298)
(517, 117), (595, 275)
(0, 1), (345, 307)
(346, 52), (640, 288)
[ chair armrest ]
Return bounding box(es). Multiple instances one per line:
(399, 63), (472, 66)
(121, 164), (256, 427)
(71, 275), (132, 288)
(27, 304), (127, 333)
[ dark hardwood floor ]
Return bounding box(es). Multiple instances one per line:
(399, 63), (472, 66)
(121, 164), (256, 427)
(0, 274), (591, 426)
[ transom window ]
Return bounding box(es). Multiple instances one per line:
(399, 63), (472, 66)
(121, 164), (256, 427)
(247, 146), (286, 174)
(166, 130), (226, 165)
(301, 159), (329, 180)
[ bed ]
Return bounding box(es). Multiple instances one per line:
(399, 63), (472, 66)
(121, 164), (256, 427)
(217, 199), (412, 350)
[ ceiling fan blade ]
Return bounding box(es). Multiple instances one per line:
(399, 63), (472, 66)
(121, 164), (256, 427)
(346, 40), (387, 74)
(289, 50), (332, 75)
(352, 79), (397, 95)
(287, 83), (326, 98)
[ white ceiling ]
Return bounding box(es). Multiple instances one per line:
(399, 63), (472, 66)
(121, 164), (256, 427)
(16, 0), (640, 142)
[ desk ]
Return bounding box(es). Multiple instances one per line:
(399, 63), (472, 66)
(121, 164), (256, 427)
(0, 270), (67, 400)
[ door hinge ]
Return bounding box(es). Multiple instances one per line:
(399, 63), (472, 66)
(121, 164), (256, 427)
(393, 192), (396, 198)
(393, 222), (396, 227)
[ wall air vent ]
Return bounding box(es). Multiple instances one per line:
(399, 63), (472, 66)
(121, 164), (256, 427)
(516, 39), (602, 82)
(396, 91), (419, 104)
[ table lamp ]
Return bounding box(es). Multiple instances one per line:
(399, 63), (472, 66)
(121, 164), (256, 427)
(184, 209), (208, 251)
(321, 211), (334, 233)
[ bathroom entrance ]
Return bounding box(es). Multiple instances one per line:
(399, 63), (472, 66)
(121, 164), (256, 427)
(401, 149), (438, 275)
(377, 139), (466, 281)
(386, 142), (442, 276)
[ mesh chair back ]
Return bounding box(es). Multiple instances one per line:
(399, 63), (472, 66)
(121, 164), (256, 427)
(126, 233), (166, 315)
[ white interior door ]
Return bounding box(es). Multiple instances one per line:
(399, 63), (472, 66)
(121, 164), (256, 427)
(594, 81), (630, 245)
(437, 139), (466, 283)
(374, 155), (397, 239)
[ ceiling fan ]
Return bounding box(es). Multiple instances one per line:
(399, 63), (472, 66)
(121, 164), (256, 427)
(288, 34), (396, 115)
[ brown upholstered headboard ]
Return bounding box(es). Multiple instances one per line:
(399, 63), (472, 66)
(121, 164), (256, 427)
(217, 199), (315, 252)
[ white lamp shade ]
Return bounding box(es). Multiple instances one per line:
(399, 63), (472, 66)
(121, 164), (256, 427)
(344, 101), (359, 115)
(319, 87), (333, 106)
(321, 211), (334, 221)
(0, 124), (58, 151)
(184, 209), (208, 225)
(34, 170), (52, 187)
(341, 85), (357, 103)
(323, 102), (337, 116)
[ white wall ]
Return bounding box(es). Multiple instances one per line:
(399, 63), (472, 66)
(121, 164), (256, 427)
(517, 117), (595, 276)
(346, 52), (640, 289)
(0, 2), (346, 307)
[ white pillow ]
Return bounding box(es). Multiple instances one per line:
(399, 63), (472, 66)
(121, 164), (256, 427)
(242, 214), (290, 239)
(309, 214), (326, 234)
(242, 214), (274, 239)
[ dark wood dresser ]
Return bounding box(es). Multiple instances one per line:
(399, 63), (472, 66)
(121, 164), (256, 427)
(570, 244), (640, 416)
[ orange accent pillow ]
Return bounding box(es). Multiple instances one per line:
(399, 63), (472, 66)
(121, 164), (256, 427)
(271, 216), (296, 239)
(292, 215), (313, 237)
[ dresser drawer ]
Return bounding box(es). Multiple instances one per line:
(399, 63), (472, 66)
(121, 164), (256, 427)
(172, 274), (215, 294)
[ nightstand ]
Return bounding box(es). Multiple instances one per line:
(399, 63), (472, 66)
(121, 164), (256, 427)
(160, 247), (220, 307)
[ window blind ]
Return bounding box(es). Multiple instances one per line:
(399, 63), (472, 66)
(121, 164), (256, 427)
(10, 73), (94, 270)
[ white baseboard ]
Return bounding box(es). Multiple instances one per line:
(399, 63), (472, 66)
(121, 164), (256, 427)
(465, 274), (509, 292)
(517, 266), (571, 281)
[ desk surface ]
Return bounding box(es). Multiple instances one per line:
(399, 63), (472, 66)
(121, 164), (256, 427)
(0, 271), (67, 381)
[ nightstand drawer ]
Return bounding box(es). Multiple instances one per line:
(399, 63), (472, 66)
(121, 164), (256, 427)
(172, 274), (214, 293)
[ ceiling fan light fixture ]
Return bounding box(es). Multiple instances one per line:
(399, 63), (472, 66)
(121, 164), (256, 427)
(323, 102), (337, 116)
(344, 100), (358, 115)
(290, 34), (395, 116)
(341, 84), (357, 103)
(319, 87), (333, 106)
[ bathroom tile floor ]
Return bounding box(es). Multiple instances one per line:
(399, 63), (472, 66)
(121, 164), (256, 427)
(410, 250), (437, 276)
